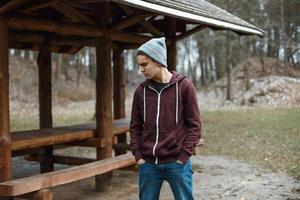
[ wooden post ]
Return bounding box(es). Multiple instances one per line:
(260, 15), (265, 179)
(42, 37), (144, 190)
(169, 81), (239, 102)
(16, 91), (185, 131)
(95, 36), (113, 191)
(95, 1), (113, 192)
(165, 17), (177, 71)
(0, 17), (12, 183)
(113, 49), (127, 156)
(37, 36), (53, 173)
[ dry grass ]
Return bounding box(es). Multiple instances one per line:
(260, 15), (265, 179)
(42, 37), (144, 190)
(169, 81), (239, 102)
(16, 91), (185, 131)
(198, 107), (300, 178)
(10, 101), (300, 179)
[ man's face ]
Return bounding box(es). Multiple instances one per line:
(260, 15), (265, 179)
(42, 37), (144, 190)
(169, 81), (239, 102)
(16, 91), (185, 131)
(137, 54), (161, 79)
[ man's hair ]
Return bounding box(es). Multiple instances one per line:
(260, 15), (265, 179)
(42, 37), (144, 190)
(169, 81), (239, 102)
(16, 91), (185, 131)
(136, 51), (146, 56)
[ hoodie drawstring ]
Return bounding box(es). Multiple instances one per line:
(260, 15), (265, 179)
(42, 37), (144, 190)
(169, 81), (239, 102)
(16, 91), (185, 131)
(143, 86), (146, 123)
(176, 82), (178, 126)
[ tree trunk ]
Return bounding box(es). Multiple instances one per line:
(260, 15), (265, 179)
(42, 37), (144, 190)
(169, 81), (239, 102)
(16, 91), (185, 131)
(226, 31), (232, 100)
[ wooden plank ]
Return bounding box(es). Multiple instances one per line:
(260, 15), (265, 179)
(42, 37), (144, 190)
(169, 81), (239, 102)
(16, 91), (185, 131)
(0, 17), (12, 182)
(12, 129), (94, 151)
(0, 0), (29, 16)
(11, 119), (130, 151)
(0, 154), (135, 196)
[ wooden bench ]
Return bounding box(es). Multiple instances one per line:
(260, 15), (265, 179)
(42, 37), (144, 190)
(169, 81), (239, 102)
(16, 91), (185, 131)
(0, 153), (135, 199)
(11, 118), (130, 153)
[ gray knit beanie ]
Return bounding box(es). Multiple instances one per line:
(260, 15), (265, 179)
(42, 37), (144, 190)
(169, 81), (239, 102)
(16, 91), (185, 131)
(137, 37), (167, 67)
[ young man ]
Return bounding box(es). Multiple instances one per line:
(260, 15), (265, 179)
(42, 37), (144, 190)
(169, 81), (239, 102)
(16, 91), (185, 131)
(130, 37), (201, 200)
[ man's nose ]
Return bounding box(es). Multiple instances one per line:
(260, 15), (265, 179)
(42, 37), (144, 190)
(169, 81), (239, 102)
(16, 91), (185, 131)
(139, 66), (145, 73)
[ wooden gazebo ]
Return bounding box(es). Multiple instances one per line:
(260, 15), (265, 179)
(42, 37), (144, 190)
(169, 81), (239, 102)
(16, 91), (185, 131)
(0, 0), (264, 199)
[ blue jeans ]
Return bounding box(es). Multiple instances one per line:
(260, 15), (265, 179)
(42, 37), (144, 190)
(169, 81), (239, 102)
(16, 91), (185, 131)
(138, 160), (194, 200)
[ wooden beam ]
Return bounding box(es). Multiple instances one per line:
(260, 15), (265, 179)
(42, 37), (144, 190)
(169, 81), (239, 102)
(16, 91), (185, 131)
(110, 13), (151, 31)
(12, 147), (41, 157)
(61, 135), (119, 148)
(20, 0), (61, 13)
(9, 15), (151, 44)
(0, 0), (29, 16)
(25, 154), (95, 166)
(118, 4), (162, 37)
(9, 15), (104, 37)
(118, 43), (140, 50)
(165, 17), (177, 71)
(113, 49), (127, 156)
(111, 31), (151, 44)
(9, 41), (78, 54)
(0, 154), (136, 197)
(69, 2), (95, 12)
(176, 25), (207, 41)
(37, 36), (54, 173)
(52, 2), (95, 25)
(113, 143), (131, 152)
(10, 31), (95, 47)
(0, 17), (12, 182)
(140, 19), (163, 37)
(10, 29), (150, 46)
(26, 144), (130, 166)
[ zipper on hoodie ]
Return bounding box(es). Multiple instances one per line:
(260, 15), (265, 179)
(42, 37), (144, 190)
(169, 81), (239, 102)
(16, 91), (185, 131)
(147, 84), (172, 164)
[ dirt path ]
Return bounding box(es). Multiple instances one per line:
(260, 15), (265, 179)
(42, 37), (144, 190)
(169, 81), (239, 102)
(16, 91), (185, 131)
(13, 154), (299, 200)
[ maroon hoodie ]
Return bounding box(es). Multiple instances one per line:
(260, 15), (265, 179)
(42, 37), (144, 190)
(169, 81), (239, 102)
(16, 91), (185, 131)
(130, 71), (201, 164)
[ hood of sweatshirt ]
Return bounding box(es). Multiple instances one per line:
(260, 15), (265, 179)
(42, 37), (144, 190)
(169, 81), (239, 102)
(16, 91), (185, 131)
(140, 71), (186, 87)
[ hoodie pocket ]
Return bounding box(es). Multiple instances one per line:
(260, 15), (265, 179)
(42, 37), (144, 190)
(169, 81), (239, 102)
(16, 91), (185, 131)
(140, 128), (156, 156)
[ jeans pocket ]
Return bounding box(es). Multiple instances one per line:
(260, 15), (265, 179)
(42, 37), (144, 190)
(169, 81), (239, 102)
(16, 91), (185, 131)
(138, 162), (147, 168)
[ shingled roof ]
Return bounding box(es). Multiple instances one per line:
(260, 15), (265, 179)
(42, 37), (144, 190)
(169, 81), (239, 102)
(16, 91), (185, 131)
(0, 0), (264, 54)
(112, 0), (265, 37)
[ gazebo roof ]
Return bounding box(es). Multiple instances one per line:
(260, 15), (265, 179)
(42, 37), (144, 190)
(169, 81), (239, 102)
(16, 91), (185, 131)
(114, 0), (264, 37)
(0, 0), (264, 54)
